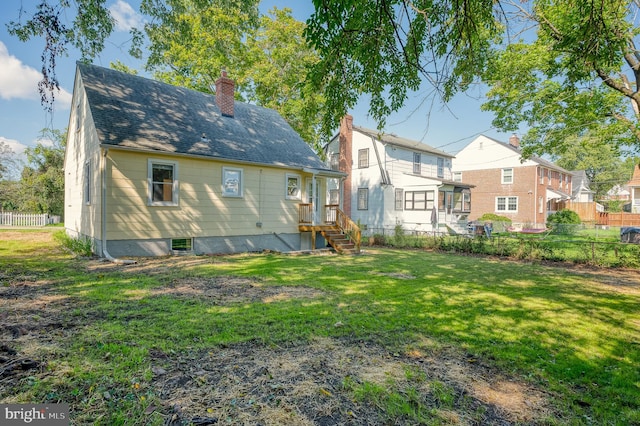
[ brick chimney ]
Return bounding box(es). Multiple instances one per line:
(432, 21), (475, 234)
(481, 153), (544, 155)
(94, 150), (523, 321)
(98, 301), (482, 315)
(509, 133), (520, 148)
(215, 69), (234, 117)
(339, 114), (353, 217)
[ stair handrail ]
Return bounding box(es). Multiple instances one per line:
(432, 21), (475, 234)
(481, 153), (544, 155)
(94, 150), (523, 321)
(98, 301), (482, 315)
(335, 208), (361, 252)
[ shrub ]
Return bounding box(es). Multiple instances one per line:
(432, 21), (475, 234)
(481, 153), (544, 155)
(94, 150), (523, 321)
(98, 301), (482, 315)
(547, 209), (581, 235)
(54, 230), (93, 257)
(477, 213), (512, 224)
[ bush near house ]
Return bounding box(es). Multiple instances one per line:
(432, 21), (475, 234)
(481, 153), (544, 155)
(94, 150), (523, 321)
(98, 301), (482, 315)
(547, 209), (581, 235)
(365, 224), (639, 268)
(477, 213), (513, 224)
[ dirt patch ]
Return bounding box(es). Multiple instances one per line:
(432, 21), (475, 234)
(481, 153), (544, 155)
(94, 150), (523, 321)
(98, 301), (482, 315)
(84, 255), (223, 276)
(152, 277), (325, 304)
(151, 338), (554, 425)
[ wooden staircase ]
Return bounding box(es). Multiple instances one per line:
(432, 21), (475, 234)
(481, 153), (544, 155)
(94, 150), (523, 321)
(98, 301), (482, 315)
(321, 226), (358, 254)
(298, 205), (361, 254)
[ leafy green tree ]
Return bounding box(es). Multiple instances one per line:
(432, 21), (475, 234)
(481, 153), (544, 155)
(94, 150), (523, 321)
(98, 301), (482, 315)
(18, 129), (66, 216)
(243, 8), (325, 148)
(553, 135), (636, 200)
(481, 1), (639, 158)
(141, 0), (259, 94)
(0, 140), (16, 181)
(6, 0), (114, 111)
(110, 60), (138, 75)
(0, 180), (20, 211)
(305, 0), (502, 138)
(143, 4), (324, 146)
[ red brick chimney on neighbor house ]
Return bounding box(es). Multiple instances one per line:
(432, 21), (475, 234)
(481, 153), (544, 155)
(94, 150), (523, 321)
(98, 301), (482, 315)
(339, 114), (354, 217)
(215, 70), (235, 117)
(509, 133), (520, 148)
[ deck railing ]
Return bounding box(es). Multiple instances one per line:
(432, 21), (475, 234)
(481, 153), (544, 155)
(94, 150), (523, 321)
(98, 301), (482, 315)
(298, 204), (361, 251)
(335, 208), (361, 251)
(299, 203), (314, 224)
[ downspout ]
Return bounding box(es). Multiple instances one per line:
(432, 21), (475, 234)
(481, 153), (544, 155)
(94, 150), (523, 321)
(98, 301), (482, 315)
(370, 136), (390, 185)
(534, 166), (539, 226)
(311, 172), (318, 225)
(101, 147), (136, 264)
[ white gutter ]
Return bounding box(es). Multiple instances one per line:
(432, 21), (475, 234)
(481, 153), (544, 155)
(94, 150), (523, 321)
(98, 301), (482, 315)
(101, 148), (136, 264)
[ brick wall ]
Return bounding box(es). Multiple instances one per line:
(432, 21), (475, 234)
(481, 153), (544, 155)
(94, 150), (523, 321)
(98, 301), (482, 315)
(339, 115), (353, 217)
(461, 165), (545, 225)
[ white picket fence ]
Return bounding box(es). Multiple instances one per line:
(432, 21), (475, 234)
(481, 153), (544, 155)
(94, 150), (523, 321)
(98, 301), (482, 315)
(0, 212), (60, 227)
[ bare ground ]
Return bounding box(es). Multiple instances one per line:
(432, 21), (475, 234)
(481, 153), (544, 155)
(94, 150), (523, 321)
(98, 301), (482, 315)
(4, 232), (638, 424)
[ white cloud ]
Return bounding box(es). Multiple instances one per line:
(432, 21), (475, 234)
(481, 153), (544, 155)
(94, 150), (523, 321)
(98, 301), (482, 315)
(0, 42), (41, 101)
(0, 136), (28, 156)
(109, 0), (144, 32)
(0, 41), (72, 109)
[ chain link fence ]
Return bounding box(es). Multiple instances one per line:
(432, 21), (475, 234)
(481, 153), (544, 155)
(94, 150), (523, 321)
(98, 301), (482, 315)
(361, 223), (640, 268)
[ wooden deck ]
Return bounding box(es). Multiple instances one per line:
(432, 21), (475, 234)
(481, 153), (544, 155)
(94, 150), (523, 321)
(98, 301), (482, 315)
(298, 204), (361, 254)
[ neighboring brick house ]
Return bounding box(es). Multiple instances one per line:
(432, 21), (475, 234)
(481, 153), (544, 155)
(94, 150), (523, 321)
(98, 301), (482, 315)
(453, 134), (572, 227)
(324, 115), (474, 234)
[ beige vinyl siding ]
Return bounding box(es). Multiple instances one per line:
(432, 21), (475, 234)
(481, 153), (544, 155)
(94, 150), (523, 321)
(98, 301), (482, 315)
(64, 75), (102, 242)
(105, 150), (306, 240)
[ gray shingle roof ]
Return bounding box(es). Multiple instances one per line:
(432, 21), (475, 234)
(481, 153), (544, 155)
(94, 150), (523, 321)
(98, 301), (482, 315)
(353, 125), (454, 158)
(78, 63), (332, 172)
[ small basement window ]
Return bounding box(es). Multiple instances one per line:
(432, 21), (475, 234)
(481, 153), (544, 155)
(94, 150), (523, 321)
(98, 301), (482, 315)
(171, 238), (192, 252)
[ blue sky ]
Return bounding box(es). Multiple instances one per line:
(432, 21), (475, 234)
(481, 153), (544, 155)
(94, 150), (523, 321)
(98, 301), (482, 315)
(0, 0), (509, 169)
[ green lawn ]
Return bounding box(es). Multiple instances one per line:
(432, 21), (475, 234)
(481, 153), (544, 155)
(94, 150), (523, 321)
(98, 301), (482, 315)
(1, 229), (639, 425)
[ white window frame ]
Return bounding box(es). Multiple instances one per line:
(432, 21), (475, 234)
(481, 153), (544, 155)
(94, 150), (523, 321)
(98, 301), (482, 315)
(413, 152), (421, 174)
(84, 161), (91, 205)
(496, 196), (518, 212)
(148, 159), (179, 206)
(437, 157), (445, 178)
(395, 188), (403, 210)
(404, 190), (435, 211)
(358, 148), (369, 168)
(329, 189), (339, 205)
(75, 98), (81, 132)
(453, 171), (462, 182)
(330, 152), (339, 171)
(222, 167), (243, 198)
(501, 168), (514, 184)
(357, 188), (368, 210)
(285, 173), (301, 200)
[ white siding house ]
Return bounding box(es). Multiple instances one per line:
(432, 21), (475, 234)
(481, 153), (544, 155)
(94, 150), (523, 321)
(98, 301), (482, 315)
(325, 115), (473, 234)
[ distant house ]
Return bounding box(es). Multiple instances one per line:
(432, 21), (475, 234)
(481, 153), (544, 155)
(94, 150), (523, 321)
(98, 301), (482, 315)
(64, 63), (347, 257)
(605, 184), (631, 202)
(454, 134), (572, 227)
(571, 170), (595, 202)
(324, 115), (473, 234)
(627, 163), (640, 213)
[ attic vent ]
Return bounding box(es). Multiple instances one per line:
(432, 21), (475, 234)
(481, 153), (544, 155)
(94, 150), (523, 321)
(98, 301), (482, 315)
(201, 133), (210, 143)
